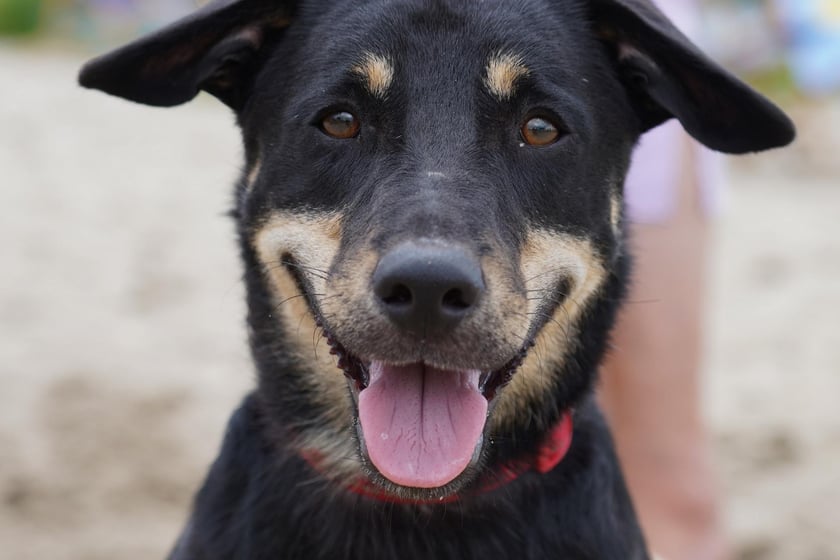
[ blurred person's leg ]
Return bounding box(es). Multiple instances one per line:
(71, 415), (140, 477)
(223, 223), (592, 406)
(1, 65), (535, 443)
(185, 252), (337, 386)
(600, 127), (729, 560)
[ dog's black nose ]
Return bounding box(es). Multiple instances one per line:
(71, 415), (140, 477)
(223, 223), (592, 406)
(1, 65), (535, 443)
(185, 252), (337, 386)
(373, 242), (484, 336)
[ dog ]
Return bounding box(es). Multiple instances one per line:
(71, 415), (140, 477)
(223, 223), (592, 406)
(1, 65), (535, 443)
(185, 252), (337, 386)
(79, 0), (794, 558)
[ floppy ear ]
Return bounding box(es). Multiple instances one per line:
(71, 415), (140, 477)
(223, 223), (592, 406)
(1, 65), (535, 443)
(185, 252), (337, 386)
(78, 0), (296, 109)
(590, 0), (795, 154)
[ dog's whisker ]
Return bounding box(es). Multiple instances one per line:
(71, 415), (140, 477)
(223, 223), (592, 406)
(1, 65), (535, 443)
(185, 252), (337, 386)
(523, 267), (570, 284)
(312, 326), (327, 357)
(258, 257), (331, 277)
(261, 262), (330, 281)
(269, 292), (325, 316)
(267, 292), (344, 320)
(266, 258), (331, 275)
(523, 310), (574, 349)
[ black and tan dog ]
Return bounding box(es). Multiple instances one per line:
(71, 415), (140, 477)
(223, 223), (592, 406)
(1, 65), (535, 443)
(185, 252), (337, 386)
(80, 0), (793, 558)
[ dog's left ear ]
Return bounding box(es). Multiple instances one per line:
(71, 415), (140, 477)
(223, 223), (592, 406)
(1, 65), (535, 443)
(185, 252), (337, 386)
(78, 0), (296, 110)
(590, 0), (795, 153)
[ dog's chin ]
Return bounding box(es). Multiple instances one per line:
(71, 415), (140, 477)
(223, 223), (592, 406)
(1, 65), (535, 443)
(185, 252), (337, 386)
(323, 329), (533, 499)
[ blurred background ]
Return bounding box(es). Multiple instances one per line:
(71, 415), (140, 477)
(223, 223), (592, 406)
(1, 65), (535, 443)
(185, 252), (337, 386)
(1, 1), (838, 559)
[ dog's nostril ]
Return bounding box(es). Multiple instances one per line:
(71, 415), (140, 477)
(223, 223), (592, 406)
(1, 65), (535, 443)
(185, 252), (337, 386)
(442, 288), (470, 311)
(382, 283), (413, 306)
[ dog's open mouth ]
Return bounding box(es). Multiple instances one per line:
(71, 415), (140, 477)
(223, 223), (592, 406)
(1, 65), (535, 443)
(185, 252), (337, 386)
(283, 254), (535, 491)
(323, 328), (532, 490)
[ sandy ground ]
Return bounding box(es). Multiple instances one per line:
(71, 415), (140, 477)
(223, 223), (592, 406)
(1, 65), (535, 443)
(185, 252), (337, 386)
(1, 45), (839, 560)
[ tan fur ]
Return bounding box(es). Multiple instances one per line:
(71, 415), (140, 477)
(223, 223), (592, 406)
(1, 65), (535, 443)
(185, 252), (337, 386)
(253, 214), (606, 467)
(252, 211), (359, 478)
(484, 53), (530, 100)
(352, 53), (394, 99)
(491, 229), (607, 429)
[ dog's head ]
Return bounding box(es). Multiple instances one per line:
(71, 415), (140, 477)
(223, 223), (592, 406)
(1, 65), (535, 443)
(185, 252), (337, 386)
(81, 0), (793, 500)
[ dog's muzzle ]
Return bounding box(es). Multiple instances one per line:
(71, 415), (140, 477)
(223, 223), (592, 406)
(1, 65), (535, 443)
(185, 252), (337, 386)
(358, 242), (487, 488)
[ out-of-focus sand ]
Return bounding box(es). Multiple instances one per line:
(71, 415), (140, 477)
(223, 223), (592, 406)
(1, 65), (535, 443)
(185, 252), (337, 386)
(1, 46), (838, 560)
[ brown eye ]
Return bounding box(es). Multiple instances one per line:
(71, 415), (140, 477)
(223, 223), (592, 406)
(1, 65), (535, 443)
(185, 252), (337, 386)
(321, 111), (360, 139)
(521, 116), (562, 146)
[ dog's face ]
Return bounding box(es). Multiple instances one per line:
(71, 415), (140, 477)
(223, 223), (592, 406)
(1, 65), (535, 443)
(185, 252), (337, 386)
(244, 2), (636, 494)
(81, 0), (794, 500)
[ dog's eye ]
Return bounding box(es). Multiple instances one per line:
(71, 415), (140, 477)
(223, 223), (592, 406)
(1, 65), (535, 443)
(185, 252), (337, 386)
(321, 111), (360, 139)
(521, 116), (562, 146)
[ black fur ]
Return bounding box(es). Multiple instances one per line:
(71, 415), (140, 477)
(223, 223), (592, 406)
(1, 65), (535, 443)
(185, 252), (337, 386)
(171, 395), (646, 560)
(79, 1), (794, 558)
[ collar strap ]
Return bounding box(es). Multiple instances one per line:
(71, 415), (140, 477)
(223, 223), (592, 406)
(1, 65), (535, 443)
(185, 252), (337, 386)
(304, 411), (573, 505)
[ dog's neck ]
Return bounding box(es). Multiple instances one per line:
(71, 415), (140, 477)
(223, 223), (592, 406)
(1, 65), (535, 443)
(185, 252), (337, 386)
(303, 411), (574, 505)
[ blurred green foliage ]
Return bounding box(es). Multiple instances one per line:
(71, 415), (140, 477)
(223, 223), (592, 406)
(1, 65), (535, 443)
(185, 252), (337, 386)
(0, 0), (42, 35)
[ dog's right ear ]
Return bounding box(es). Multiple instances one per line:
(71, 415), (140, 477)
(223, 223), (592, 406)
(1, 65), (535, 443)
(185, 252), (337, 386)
(78, 0), (296, 110)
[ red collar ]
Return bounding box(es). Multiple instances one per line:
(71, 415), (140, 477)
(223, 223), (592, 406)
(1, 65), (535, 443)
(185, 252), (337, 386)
(304, 411), (573, 505)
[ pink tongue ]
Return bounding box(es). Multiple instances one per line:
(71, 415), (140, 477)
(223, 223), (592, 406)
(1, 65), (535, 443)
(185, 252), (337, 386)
(358, 362), (488, 488)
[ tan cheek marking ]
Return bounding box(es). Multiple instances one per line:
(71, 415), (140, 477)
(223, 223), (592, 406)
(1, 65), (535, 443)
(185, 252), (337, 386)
(491, 229), (607, 429)
(252, 212), (351, 433)
(480, 252), (532, 351)
(352, 53), (394, 99)
(484, 53), (530, 101)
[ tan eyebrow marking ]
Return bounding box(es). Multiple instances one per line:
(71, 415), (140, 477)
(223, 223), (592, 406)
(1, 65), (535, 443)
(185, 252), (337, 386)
(484, 52), (530, 100)
(352, 53), (394, 99)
